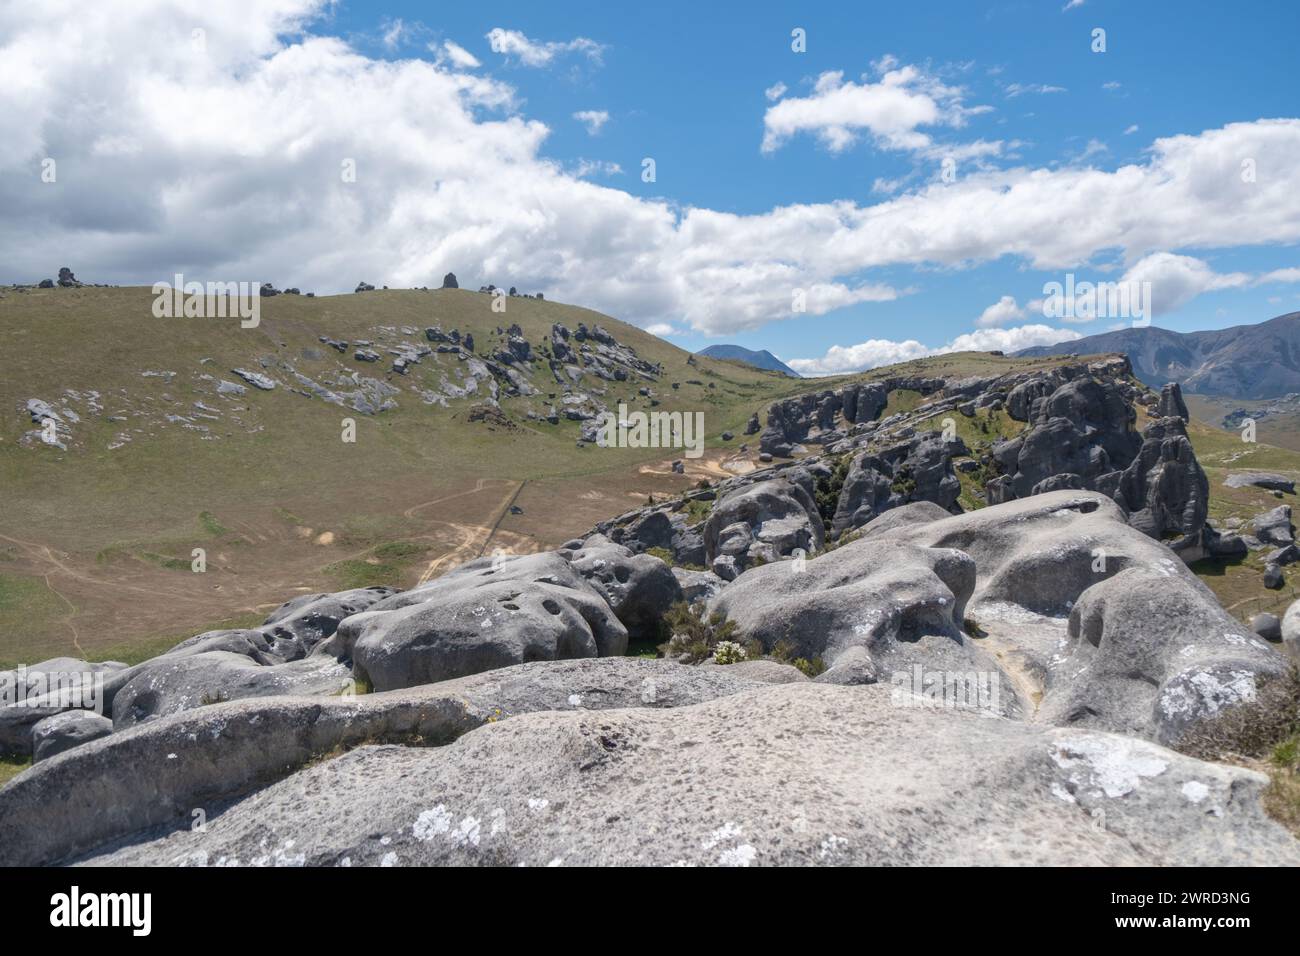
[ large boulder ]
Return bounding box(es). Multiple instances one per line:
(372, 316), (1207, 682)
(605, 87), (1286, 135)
(868, 491), (1290, 746)
(70, 682), (1300, 867)
(1282, 600), (1300, 662)
(702, 478), (824, 577)
(1105, 416), (1208, 541)
(341, 580), (627, 692)
(0, 658), (125, 757)
(1250, 505), (1294, 547)
(259, 587), (398, 658)
(830, 432), (962, 538)
(31, 711), (113, 762)
(564, 541), (682, 641)
(708, 536), (1000, 692)
(111, 652), (354, 728)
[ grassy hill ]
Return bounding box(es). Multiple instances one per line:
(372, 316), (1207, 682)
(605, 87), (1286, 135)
(0, 285), (816, 666)
(4, 284), (1297, 666)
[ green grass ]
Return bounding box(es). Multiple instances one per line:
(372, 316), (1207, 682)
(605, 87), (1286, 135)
(87, 611), (269, 667)
(198, 510), (228, 536)
(0, 573), (69, 666)
(0, 757), (32, 788)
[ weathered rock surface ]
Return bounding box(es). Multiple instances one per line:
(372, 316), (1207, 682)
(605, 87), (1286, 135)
(71, 683), (1300, 867)
(831, 432), (962, 537)
(0, 658), (764, 866)
(702, 478), (824, 578)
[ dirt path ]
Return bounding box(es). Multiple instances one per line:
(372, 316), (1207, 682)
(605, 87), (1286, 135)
(410, 479), (525, 585)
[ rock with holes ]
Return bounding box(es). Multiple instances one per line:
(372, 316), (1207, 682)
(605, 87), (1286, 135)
(1039, 567), (1286, 747)
(259, 586), (399, 658)
(563, 541), (682, 641)
(338, 569), (628, 691)
(70, 682), (1300, 867)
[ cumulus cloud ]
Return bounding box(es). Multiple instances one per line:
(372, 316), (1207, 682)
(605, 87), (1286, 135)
(975, 295), (1026, 328)
(573, 109), (609, 135)
(764, 82), (787, 102)
(1118, 252), (1250, 316)
(2, 1), (1300, 341)
(760, 63), (981, 155)
(485, 27), (603, 68)
(788, 324), (1081, 376)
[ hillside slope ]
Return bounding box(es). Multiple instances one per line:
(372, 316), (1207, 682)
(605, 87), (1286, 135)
(0, 285), (816, 665)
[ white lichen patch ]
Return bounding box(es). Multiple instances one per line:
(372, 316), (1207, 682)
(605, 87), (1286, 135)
(1181, 780), (1210, 804)
(1050, 734), (1169, 798)
(1158, 670), (1257, 721)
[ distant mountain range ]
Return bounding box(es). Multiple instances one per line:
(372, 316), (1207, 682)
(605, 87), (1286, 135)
(1017, 312), (1300, 399)
(696, 344), (799, 377)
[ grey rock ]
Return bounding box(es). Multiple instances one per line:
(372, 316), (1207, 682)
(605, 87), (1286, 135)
(0, 658), (764, 866)
(1251, 612), (1282, 643)
(31, 711), (113, 763)
(1264, 563), (1284, 590)
(1251, 505), (1294, 546)
(230, 368), (276, 390)
(566, 542), (683, 642)
(1224, 472), (1295, 493)
(72, 682), (1300, 867)
(1156, 382), (1190, 421)
(703, 477), (825, 574)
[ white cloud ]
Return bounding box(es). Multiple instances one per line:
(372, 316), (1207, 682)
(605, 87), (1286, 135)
(485, 27), (603, 68)
(438, 40), (480, 69)
(1257, 267), (1300, 284)
(975, 295), (1026, 328)
(645, 322), (679, 337)
(764, 82), (787, 102)
(761, 63), (981, 155)
(788, 324), (1081, 376)
(1123, 124), (1139, 135)
(1119, 252), (1250, 316)
(2, 2), (1300, 342)
(573, 110), (609, 135)
(1062, 0), (1086, 10)
(571, 159), (622, 178)
(381, 19), (408, 50)
(1102, 81), (1122, 91)
(1004, 83), (1067, 98)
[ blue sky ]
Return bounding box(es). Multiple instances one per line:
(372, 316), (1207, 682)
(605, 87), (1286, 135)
(4, 0), (1299, 373)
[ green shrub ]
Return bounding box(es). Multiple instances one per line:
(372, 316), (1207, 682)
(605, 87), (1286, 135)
(658, 601), (738, 663)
